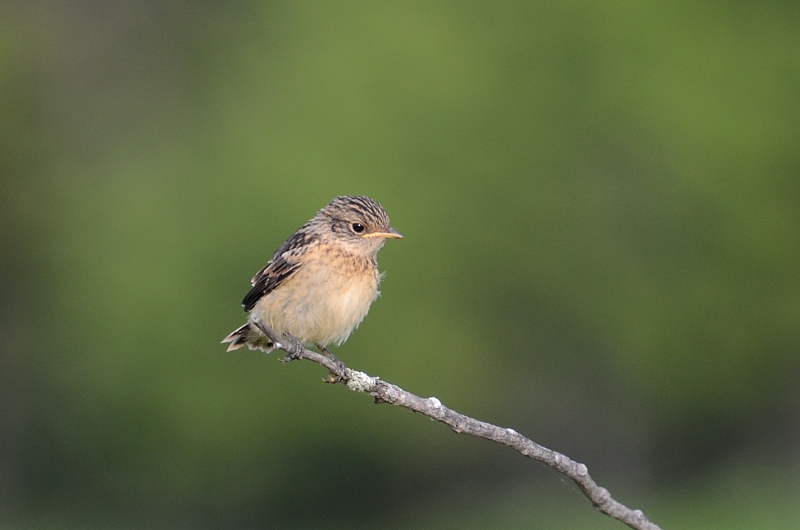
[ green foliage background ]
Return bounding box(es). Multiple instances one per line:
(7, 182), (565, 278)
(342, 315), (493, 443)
(1, 2), (799, 529)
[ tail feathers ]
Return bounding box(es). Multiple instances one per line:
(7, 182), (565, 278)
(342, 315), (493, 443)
(221, 323), (275, 353)
(221, 323), (249, 352)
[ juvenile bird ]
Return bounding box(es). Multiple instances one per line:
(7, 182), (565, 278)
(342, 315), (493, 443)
(222, 196), (402, 357)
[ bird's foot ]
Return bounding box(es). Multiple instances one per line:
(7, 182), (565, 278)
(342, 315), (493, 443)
(316, 344), (346, 382)
(281, 334), (306, 363)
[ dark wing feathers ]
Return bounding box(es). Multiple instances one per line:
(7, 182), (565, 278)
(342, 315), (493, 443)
(241, 229), (315, 311)
(242, 258), (298, 311)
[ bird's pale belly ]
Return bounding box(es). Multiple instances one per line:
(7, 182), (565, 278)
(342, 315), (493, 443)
(254, 263), (380, 347)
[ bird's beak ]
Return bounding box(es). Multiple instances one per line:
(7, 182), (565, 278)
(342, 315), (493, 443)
(362, 228), (403, 240)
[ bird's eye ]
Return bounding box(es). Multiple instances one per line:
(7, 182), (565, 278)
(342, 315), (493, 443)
(351, 222), (365, 233)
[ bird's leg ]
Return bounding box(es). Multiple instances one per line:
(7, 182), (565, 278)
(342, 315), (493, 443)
(316, 344), (346, 382)
(281, 334), (306, 363)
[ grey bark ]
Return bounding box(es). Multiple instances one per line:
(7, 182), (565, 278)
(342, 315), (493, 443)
(251, 314), (663, 530)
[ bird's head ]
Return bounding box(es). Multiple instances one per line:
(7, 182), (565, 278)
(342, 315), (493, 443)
(316, 196), (402, 256)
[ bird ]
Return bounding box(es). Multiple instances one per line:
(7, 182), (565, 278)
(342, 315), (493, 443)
(222, 195), (402, 358)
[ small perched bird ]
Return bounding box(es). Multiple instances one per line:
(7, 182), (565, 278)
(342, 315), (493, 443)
(222, 196), (402, 356)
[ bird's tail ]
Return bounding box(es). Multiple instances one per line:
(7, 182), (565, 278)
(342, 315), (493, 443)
(221, 322), (275, 353)
(221, 324), (250, 352)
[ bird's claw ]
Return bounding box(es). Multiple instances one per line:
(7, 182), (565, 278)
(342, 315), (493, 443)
(316, 344), (346, 381)
(280, 334), (306, 363)
(328, 360), (347, 381)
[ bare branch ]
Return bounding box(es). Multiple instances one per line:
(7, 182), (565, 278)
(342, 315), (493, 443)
(250, 315), (662, 530)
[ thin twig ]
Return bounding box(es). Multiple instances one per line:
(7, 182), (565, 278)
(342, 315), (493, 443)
(250, 315), (662, 530)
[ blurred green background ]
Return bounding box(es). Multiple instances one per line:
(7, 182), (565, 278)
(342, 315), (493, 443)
(1, 1), (799, 529)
